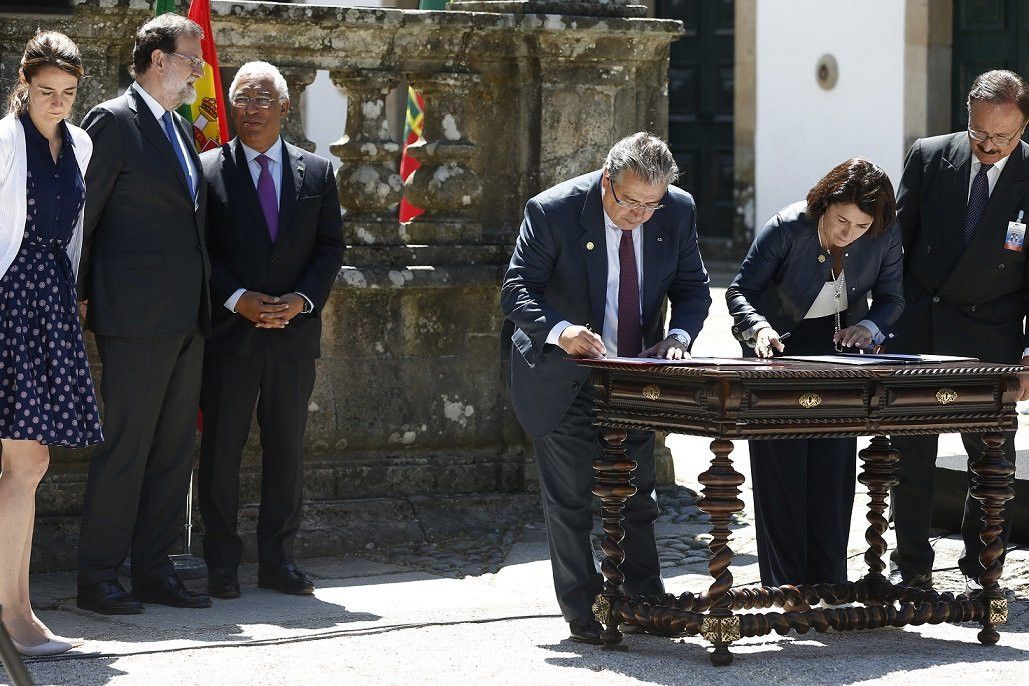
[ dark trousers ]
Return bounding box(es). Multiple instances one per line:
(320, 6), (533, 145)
(77, 331), (204, 587)
(747, 313), (856, 587)
(750, 437), (856, 587)
(890, 432), (1017, 579)
(198, 353), (316, 571)
(533, 388), (663, 622)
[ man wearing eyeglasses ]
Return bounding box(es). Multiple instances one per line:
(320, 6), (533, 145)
(888, 69), (1029, 594)
(501, 132), (711, 644)
(197, 61), (345, 599)
(76, 13), (212, 615)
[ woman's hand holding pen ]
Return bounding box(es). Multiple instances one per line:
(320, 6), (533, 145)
(754, 326), (786, 358)
(557, 324), (606, 358)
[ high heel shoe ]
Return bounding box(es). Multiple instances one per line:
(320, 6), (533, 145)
(10, 637), (76, 656)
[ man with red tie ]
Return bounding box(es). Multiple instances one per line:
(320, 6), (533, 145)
(198, 61), (345, 599)
(500, 132), (711, 643)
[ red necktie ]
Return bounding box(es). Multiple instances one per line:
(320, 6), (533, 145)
(617, 230), (642, 357)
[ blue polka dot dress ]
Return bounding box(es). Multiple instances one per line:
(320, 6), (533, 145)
(0, 113), (102, 447)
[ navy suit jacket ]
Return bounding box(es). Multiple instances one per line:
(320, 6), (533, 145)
(501, 170), (711, 438)
(201, 138), (345, 359)
(726, 201), (905, 344)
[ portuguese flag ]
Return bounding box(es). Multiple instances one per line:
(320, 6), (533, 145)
(399, 0), (449, 224)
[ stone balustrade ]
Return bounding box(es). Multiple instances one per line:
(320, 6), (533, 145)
(0, 0), (682, 569)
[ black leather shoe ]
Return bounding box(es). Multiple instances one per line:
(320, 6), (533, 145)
(888, 569), (933, 590)
(569, 617), (603, 645)
(133, 574), (212, 608)
(208, 567), (241, 599)
(77, 580), (144, 615)
(257, 563), (315, 595)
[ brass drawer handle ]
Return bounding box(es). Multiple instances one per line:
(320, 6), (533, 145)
(642, 385), (661, 400)
(798, 392), (822, 408)
(936, 388), (958, 405)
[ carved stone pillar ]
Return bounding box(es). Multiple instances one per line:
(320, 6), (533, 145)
(401, 71), (483, 244)
(329, 69), (403, 246)
(279, 66), (317, 152)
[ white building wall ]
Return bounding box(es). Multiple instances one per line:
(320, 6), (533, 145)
(754, 0), (906, 233)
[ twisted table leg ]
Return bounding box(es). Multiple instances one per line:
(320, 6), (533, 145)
(970, 432), (1015, 646)
(697, 439), (745, 665)
(858, 435), (898, 593)
(592, 426), (637, 648)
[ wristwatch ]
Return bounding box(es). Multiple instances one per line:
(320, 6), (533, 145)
(668, 332), (689, 346)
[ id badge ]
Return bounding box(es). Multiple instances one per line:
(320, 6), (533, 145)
(1004, 210), (1025, 252)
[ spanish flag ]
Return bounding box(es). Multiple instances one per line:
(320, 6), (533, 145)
(398, 0), (448, 224)
(178, 0), (229, 152)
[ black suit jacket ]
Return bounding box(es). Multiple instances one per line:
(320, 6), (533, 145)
(79, 85), (210, 337)
(501, 170), (712, 438)
(200, 138), (345, 359)
(891, 132), (1029, 362)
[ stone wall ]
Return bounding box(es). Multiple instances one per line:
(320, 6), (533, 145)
(0, 0), (682, 569)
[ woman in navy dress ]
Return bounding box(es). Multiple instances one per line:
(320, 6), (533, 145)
(726, 159), (904, 608)
(0, 32), (99, 656)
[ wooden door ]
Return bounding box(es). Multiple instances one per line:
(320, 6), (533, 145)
(656, 0), (735, 246)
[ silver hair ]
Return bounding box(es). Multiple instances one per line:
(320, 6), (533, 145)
(603, 132), (679, 186)
(229, 61), (290, 102)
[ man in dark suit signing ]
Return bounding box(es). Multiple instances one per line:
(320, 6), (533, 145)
(76, 13), (212, 614)
(890, 69), (1029, 592)
(198, 61), (345, 598)
(501, 132), (711, 643)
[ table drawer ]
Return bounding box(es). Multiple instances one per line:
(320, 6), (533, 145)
(880, 382), (998, 412)
(742, 383), (867, 417)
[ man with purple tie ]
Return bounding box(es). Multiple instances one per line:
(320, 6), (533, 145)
(500, 133), (711, 644)
(197, 61), (345, 599)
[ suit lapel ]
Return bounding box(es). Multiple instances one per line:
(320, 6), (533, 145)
(173, 112), (201, 199)
(231, 138), (274, 247)
(940, 133), (971, 265)
(640, 214), (667, 328)
(941, 143), (1028, 292)
(277, 140), (304, 238)
(128, 87), (193, 198)
(579, 175), (608, 334)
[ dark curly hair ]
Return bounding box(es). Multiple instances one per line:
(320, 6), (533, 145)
(806, 157), (896, 238)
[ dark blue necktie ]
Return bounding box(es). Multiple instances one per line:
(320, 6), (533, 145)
(964, 163), (993, 244)
(161, 111), (194, 197)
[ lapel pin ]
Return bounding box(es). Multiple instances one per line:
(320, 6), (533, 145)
(586, 241), (595, 250)
(818, 254), (826, 263)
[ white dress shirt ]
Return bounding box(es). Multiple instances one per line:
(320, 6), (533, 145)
(224, 138), (313, 314)
(132, 83), (197, 198)
(546, 186), (689, 357)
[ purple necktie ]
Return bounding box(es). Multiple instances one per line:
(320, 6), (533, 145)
(617, 230), (642, 357)
(256, 154), (278, 243)
(964, 163), (993, 245)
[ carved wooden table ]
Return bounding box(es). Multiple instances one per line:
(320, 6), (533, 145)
(579, 358), (1021, 665)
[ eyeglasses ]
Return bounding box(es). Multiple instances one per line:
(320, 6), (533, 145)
(230, 95), (279, 109)
(967, 121), (1027, 147)
(165, 51), (205, 74)
(607, 174), (665, 211)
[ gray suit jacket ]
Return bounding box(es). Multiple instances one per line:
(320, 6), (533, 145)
(501, 170), (712, 438)
(79, 86), (210, 337)
(891, 132), (1029, 362)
